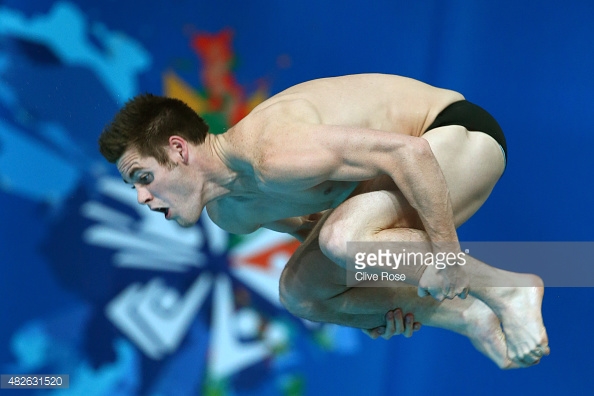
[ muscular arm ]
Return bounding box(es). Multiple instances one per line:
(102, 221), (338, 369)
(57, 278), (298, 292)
(258, 123), (459, 249)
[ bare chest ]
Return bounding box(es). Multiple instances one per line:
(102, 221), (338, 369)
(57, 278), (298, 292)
(207, 180), (358, 233)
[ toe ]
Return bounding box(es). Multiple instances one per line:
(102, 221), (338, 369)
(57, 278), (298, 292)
(520, 353), (540, 366)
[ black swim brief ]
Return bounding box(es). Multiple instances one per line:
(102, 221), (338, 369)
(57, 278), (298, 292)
(425, 100), (507, 166)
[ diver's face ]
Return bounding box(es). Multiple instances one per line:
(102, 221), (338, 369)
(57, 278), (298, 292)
(117, 148), (202, 227)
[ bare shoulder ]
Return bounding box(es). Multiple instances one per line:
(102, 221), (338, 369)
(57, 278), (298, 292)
(227, 93), (318, 137)
(229, 96), (321, 163)
(250, 94), (321, 125)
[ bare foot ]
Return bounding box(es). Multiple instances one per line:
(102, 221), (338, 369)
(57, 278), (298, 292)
(487, 274), (550, 366)
(462, 299), (521, 369)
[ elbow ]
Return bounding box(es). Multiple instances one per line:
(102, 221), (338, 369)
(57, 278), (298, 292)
(398, 136), (434, 163)
(411, 136), (434, 159)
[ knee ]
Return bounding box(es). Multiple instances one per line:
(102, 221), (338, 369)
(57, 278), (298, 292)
(318, 220), (352, 268)
(279, 265), (325, 321)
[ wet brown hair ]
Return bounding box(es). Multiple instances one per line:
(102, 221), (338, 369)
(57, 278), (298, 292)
(98, 94), (209, 165)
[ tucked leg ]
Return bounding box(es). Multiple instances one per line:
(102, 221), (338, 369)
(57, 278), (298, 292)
(279, 218), (520, 369)
(317, 126), (548, 366)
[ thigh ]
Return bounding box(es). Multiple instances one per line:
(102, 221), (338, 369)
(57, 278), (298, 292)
(323, 125), (506, 238)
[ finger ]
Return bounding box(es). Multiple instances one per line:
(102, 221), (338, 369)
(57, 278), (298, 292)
(444, 286), (456, 300)
(403, 314), (414, 338)
(429, 289), (446, 302)
(382, 310), (402, 340)
(430, 283), (449, 300)
(459, 287), (469, 299)
(452, 286), (466, 299)
(413, 322), (422, 332)
(362, 329), (377, 339)
(392, 309), (404, 336)
(362, 327), (384, 340)
(375, 326), (386, 339)
(383, 310), (396, 338)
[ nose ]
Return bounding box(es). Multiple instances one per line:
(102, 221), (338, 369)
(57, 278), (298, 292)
(136, 186), (153, 205)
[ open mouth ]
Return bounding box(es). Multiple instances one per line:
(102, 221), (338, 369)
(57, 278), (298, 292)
(152, 207), (170, 218)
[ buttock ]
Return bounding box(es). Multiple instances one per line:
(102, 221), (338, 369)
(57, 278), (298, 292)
(425, 100), (507, 168)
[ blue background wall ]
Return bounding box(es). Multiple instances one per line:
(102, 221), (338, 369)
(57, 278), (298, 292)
(1, 1), (593, 395)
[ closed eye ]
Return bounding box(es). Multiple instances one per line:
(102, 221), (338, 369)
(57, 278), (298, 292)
(138, 173), (153, 185)
(130, 173), (153, 189)
(139, 173), (153, 185)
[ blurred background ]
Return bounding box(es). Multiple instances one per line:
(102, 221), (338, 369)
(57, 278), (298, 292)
(1, 0), (593, 395)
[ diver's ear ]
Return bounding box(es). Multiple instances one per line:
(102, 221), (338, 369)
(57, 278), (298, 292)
(168, 135), (189, 164)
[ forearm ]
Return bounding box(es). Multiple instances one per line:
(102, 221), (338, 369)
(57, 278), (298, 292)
(388, 139), (459, 247)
